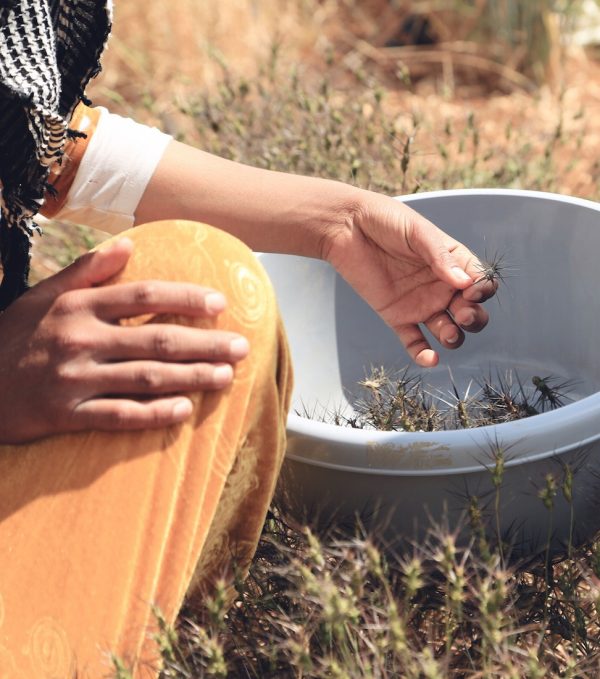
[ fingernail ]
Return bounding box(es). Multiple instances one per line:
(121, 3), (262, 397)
(107, 237), (133, 254)
(206, 293), (226, 314)
(447, 333), (459, 344)
(460, 312), (476, 328)
(172, 400), (192, 420)
(230, 337), (249, 359)
(451, 267), (472, 284)
(214, 364), (233, 384)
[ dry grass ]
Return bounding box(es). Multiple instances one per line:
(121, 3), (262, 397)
(116, 510), (600, 678)
(92, 1), (330, 120)
(27, 3), (600, 676)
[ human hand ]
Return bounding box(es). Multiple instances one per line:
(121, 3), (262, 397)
(322, 192), (496, 368)
(0, 238), (249, 444)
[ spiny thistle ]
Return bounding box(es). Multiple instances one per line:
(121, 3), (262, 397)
(473, 249), (515, 292)
(304, 365), (578, 432)
(532, 374), (578, 411)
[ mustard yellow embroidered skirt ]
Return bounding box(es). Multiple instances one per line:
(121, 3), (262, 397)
(0, 221), (293, 678)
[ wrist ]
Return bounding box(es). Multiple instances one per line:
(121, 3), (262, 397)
(316, 182), (366, 263)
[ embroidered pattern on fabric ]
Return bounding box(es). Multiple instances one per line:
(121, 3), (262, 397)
(225, 261), (268, 325)
(26, 617), (73, 678)
(0, 644), (27, 679)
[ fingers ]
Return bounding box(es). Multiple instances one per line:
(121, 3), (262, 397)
(424, 310), (465, 350)
(420, 298), (488, 360)
(395, 323), (439, 368)
(447, 293), (490, 332)
(50, 238), (134, 293)
(102, 324), (250, 363)
(96, 360), (236, 395)
(407, 215), (474, 290)
(71, 354), (242, 430)
(407, 212), (499, 302)
(70, 352), (245, 431)
(88, 280), (227, 320)
(72, 396), (195, 432)
(397, 296), (489, 367)
(460, 253), (499, 303)
(422, 288), (489, 353)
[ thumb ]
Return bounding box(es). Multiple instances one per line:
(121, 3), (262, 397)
(410, 219), (474, 290)
(50, 237), (134, 292)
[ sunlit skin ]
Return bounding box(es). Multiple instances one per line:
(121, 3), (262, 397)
(0, 140), (495, 444)
(137, 141), (497, 365)
(322, 192), (496, 366)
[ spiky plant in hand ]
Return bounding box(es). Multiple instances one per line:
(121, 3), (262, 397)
(473, 250), (515, 303)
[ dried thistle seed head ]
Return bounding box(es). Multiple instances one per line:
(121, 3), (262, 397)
(538, 472), (558, 511)
(562, 464), (574, 503)
(416, 395), (441, 432)
(477, 369), (532, 425)
(514, 371), (539, 417)
(531, 374), (577, 411)
(359, 378), (383, 391)
(473, 249), (514, 290)
(358, 366), (389, 392)
(302, 365), (579, 433)
(429, 372), (482, 429)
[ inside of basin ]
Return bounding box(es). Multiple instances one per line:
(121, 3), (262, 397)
(260, 191), (600, 426)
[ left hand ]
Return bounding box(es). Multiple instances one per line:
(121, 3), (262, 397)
(322, 192), (496, 368)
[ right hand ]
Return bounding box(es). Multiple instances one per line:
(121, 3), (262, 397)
(0, 238), (249, 444)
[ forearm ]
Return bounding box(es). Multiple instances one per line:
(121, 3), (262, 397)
(135, 140), (362, 259)
(46, 106), (366, 260)
(41, 107), (491, 371)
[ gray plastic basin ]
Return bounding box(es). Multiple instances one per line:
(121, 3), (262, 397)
(259, 189), (600, 555)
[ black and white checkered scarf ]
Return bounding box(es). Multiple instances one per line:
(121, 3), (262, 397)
(0, 0), (111, 309)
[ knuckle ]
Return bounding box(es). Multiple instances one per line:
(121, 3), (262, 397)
(152, 328), (177, 357)
(133, 281), (159, 305)
(124, 402), (168, 429)
(109, 401), (150, 429)
(148, 406), (168, 428)
(53, 330), (88, 355)
(433, 247), (452, 268)
(64, 403), (86, 430)
(55, 363), (93, 392)
(53, 290), (84, 315)
(193, 365), (214, 387)
(75, 250), (95, 266)
(203, 335), (223, 360)
(183, 287), (202, 309)
(66, 251), (94, 276)
(111, 405), (135, 429)
(53, 361), (78, 383)
(135, 366), (162, 390)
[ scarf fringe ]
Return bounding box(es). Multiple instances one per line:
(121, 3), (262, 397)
(0, 0), (111, 309)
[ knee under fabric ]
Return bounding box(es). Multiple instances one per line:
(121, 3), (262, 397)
(0, 220), (293, 678)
